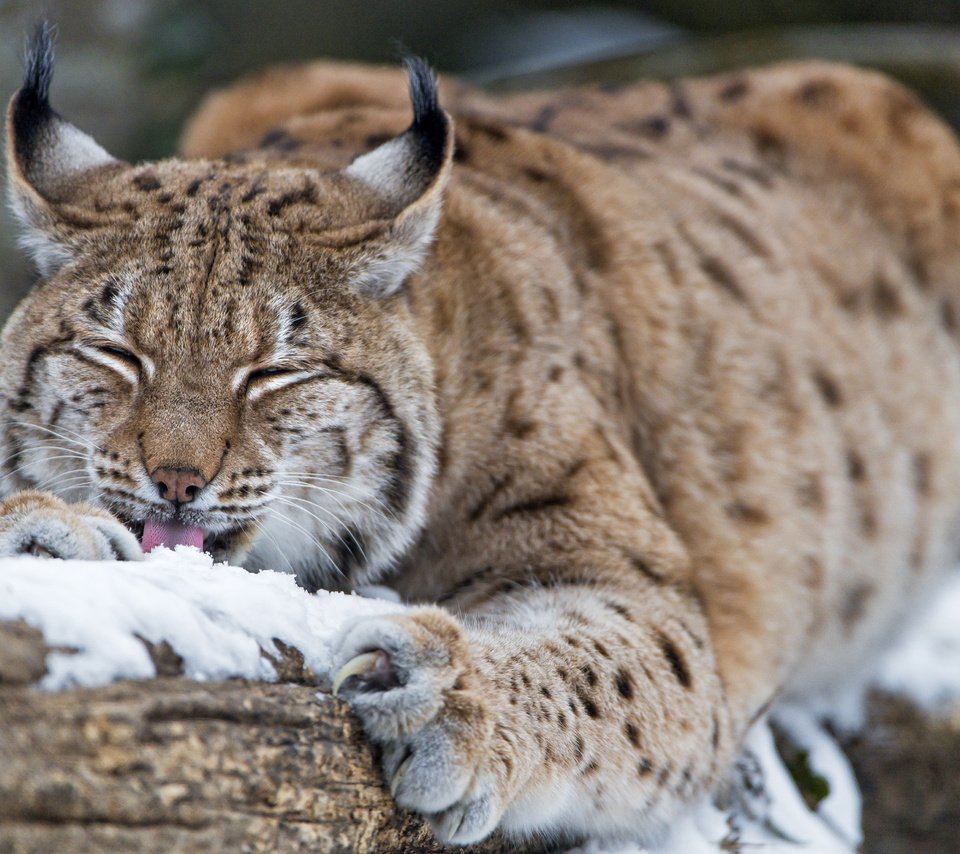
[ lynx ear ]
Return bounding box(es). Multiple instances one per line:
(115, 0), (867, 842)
(5, 22), (121, 275)
(343, 57), (453, 297)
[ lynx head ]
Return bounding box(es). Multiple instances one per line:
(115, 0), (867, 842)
(1, 23), (452, 588)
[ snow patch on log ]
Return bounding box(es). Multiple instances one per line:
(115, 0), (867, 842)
(0, 546), (402, 690)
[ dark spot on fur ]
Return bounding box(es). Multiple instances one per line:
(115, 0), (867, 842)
(626, 553), (665, 583)
(658, 633), (691, 688)
(522, 165), (550, 184)
(619, 115), (670, 140)
(133, 172), (161, 192)
(847, 449), (866, 481)
(638, 757), (653, 777)
(625, 721), (640, 746)
(841, 581), (876, 631)
(616, 669), (634, 700)
(940, 299), (957, 333)
(531, 104), (558, 133)
(812, 370), (842, 407)
(718, 77), (749, 102)
(797, 473), (825, 511)
(913, 452), (932, 497)
(592, 639), (610, 658)
(471, 121), (508, 142)
(724, 501), (769, 525)
(260, 128), (302, 151)
(581, 665), (598, 687)
(603, 599), (634, 622)
(503, 388), (536, 439)
(796, 79), (838, 108)
(700, 256), (748, 303)
(753, 129), (787, 168)
(872, 275), (903, 318)
(669, 82), (693, 120)
(576, 686), (600, 718)
(267, 183), (317, 216)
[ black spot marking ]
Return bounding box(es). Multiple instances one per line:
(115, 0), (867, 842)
(133, 173), (161, 192)
(718, 78), (749, 102)
(913, 452), (932, 497)
(638, 757), (653, 776)
(576, 686), (599, 718)
(796, 79), (838, 108)
(619, 115), (670, 140)
(812, 370), (842, 407)
(841, 581), (876, 631)
(699, 256), (748, 303)
(624, 721), (640, 747)
(847, 449), (866, 481)
(626, 552), (664, 584)
(658, 633), (691, 688)
(872, 275), (903, 318)
(531, 104), (558, 133)
(259, 128), (302, 152)
(267, 183), (317, 216)
(940, 299), (957, 333)
(724, 501), (769, 525)
(615, 669), (634, 700)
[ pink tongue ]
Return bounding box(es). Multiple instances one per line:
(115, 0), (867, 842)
(141, 519), (205, 553)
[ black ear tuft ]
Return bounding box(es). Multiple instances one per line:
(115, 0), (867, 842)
(23, 19), (55, 106)
(11, 20), (57, 159)
(403, 56), (447, 170)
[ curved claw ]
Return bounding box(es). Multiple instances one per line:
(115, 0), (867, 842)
(332, 651), (383, 696)
(391, 752), (414, 797)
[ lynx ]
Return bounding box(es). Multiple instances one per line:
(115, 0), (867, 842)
(4, 22), (960, 847)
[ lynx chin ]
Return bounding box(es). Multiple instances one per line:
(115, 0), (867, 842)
(4, 21), (960, 848)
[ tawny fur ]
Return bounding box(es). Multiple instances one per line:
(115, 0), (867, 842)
(4, 46), (960, 845)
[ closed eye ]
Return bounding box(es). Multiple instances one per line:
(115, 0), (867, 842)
(248, 366), (290, 384)
(241, 366), (331, 399)
(74, 341), (146, 383)
(97, 345), (141, 371)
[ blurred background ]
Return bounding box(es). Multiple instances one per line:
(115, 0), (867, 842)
(2, 0), (960, 319)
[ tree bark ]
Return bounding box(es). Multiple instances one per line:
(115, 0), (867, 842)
(0, 621), (543, 854)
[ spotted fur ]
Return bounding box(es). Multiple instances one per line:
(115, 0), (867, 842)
(4, 23), (960, 847)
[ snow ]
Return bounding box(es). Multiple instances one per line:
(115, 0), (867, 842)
(2, 550), (959, 853)
(0, 546), (402, 690)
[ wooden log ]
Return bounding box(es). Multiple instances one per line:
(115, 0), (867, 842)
(0, 621), (541, 853)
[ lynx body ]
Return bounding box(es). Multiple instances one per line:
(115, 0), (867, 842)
(4, 25), (960, 845)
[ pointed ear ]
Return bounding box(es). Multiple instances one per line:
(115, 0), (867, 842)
(5, 21), (121, 275)
(343, 57), (453, 297)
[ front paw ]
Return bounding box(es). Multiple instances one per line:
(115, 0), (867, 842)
(331, 607), (504, 844)
(0, 491), (142, 561)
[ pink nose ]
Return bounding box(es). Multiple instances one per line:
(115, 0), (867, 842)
(151, 467), (207, 504)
